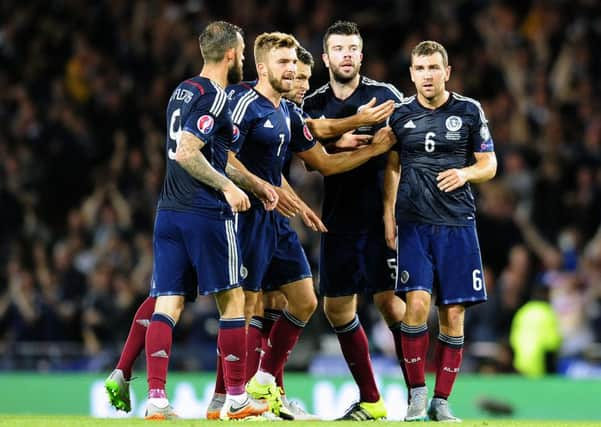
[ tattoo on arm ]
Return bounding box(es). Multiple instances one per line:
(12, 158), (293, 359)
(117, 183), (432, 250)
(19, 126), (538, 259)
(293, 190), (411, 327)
(225, 163), (254, 191)
(176, 131), (231, 191)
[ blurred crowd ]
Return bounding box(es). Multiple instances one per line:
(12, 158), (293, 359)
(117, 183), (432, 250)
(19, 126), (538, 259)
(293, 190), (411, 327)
(1, 0), (600, 376)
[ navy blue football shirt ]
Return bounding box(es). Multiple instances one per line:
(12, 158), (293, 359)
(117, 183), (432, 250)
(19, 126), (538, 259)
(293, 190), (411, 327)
(388, 92), (495, 226)
(158, 76), (233, 217)
(229, 88), (315, 205)
(302, 76), (403, 232)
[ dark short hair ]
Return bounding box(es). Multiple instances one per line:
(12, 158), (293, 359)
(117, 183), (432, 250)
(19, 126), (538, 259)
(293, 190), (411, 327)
(323, 20), (362, 53)
(411, 40), (448, 67)
(296, 46), (314, 68)
(198, 21), (243, 63)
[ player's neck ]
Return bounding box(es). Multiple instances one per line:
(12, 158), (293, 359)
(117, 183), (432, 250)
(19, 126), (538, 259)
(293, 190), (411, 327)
(255, 80), (282, 107)
(199, 64), (227, 89)
(329, 74), (360, 101)
(417, 90), (450, 110)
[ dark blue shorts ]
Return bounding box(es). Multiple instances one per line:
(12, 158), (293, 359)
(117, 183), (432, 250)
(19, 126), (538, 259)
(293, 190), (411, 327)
(395, 221), (487, 306)
(151, 210), (242, 297)
(319, 231), (397, 297)
(238, 209), (311, 292)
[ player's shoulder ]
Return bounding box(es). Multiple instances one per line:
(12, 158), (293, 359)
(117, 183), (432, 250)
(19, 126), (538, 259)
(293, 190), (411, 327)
(177, 76), (228, 116)
(230, 87), (261, 124)
(303, 83), (330, 107)
(392, 95), (417, 115)
(361, 76), (404, 101)
(450, 92), (487, 119)
(227, 80), (257, 100)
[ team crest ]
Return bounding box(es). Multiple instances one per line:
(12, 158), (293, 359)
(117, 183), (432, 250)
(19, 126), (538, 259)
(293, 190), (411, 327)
(400, 270), (410, 284)
(232, 125), (240, 142)
(240, 265), (248, 279)
(197, 115), (214, 134)
(303, 124), (314, 141)
(445, 116), (462, 132)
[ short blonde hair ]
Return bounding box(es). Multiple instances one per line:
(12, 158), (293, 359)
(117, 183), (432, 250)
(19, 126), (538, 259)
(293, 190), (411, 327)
(254, 32), (299, 64)
(411, 40), (448, 67)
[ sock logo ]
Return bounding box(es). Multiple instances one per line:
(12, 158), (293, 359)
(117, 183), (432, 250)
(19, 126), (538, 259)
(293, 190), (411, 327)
(404, 356), (422, 364)
(151, 350), (169, 358)
(224, 354), (240, 362)
(136, 319), (150, 327)
(443, 366), (460, 373)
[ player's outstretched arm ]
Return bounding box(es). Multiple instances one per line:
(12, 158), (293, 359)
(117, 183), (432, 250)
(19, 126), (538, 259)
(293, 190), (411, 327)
(279, 176), (327, 232)
(175, 131), (250, 213)
(383, 151), (401, 250)
(436, 151), (497, 193)
(225, 151), (278, 211)
(305, 97), (395, 140)
(296, 126), (396, 176)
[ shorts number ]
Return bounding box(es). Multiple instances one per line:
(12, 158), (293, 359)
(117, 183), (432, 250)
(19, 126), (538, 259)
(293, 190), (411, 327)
(168, 108), (182, 160)
(472, 269), (483, 291)
(424, 132), (436, 152)
(387, 258), (397, 280)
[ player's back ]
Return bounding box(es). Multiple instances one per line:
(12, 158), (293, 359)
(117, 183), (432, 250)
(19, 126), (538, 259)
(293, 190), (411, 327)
(158, 76), (233, 218)
(389, 93), (494, 226)
(303, 76), (403, 233)
(230, 88), (292, 202)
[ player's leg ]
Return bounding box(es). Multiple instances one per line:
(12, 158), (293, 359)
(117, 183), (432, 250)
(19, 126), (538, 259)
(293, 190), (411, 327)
(144, 210), (192, 419)
(214, 286), (269, 420)
(247, 277), (316, 417)
(320, 232), (385, 420)
(427, 224), (485, 422)
(262, 290), (286, 390)
(105, 295), (156, 412)
(245, 290), (263, 382)
(191, 213), (268, 420)
(428, 304), (464, 422)
(368, 232), (409, 396)
(144, 295), (183, 420)
(396, 222), (435, 421)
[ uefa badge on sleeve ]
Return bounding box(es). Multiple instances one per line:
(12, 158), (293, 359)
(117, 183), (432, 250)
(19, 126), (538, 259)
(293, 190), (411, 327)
(197, 115), (215, 134)
(303, 124), (314, 141)
(232, 125), (240, 142)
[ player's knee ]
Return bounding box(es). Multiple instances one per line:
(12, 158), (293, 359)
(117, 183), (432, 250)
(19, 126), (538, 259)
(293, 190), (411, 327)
(292, 293), (317, 320)
(374, 296), (405, 323)
(441, 305), (465, 332)
(405, 298), (429, 323)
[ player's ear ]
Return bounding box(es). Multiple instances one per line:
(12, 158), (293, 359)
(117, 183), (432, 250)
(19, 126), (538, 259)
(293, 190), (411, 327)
(256, 62), (267, 77)
(445, 65), (451, 82)
(322, 52), (330, 69)
(225, 47), (235, 62)
(409, 66), (415, 83)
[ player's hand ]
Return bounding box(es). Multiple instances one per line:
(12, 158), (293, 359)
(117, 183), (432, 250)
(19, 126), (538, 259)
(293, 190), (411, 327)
(437, 168), (468, 192)
(370, 126), (396, 154)
(357, 97), (395, 125)
(300, 205), (328, 232)
(334, 132), (372, 151)
(253, 181), (279, 211)
(223, 182), (251, 213)
(383, 213), (397, 250)
(273, 186), (301, 217)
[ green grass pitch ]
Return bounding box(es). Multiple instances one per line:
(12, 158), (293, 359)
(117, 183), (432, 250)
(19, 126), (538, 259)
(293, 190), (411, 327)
(1, 416), (600, 427)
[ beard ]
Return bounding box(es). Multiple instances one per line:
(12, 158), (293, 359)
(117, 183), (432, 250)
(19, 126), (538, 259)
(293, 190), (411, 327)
(227, 63), (243, 85)
(330, 63), (360, 84)
(267, 69), (290, 94)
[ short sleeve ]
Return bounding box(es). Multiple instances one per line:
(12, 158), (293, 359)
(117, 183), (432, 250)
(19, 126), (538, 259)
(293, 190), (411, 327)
(182, 90), (227, 143)
(289, 107), (317, 153)
(470, 104), (494, 153)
